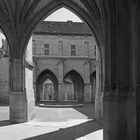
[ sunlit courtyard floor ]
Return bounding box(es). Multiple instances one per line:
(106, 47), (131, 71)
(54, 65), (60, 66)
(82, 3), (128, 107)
(0, 103), (103, 140)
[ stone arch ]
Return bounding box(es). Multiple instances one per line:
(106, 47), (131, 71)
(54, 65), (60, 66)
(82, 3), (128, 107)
(36, 69), (58, 102)
(24, 1), (104, 121)
(20, 0), (104, 120)
(23, 0), (103, 57)
(22, 1), (104, 84)
(64, 70), (84, 102)
(64, 69), (86, 84)
(0, 1), (136, 139)
(37, 68), (58, 82)
(0, 0), (104, 125)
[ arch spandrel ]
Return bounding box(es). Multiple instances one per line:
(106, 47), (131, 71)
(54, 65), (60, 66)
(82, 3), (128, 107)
(36, 68), (58, 82)
(64, 69), (85, 84)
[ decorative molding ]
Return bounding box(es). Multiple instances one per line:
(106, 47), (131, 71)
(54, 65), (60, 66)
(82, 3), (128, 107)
(25, 61), (35, 70)
(83, 59), (90, 65)
(57, 59), (64, 65)
(33, 55), (95, 60)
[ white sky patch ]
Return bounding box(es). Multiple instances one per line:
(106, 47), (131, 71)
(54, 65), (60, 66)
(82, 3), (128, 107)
(45, 7), (83, 22)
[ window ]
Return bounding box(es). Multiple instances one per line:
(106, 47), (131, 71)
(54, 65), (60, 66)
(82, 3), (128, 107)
(44, 44), (49, 55)
(58, 41), (63, 56)
(71, 45), (76, 56)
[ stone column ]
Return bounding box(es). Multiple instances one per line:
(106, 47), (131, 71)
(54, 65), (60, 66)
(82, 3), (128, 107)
(84, 59), (91, 102)
(57, 59), (65, 101)
(58, 83), (65, 101)
(84, 83), (91, 102)
(103, 1), (136, 139)
(9, 58), (35, 123)
(95, 59), (103, 121)
(133, 2), (140, 139)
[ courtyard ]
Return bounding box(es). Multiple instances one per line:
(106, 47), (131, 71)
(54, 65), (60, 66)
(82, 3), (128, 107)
(0, 103), (102, 140)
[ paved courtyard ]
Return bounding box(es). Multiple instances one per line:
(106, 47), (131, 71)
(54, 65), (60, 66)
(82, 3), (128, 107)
(0, 103), (103, 140)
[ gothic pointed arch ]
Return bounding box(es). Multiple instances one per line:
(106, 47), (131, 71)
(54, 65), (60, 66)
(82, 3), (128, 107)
(64, 69), (84, 102)
(21, 0), (103, 60)
(64, 69), (85, 84)
(36, 69), (58, 102)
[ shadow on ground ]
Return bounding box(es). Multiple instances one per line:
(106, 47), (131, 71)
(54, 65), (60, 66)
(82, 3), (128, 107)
(36, 102), (95, 119)
(72, 103), (95, 119)
(24, 120), (102, 140)
(0, 120), (11, 127)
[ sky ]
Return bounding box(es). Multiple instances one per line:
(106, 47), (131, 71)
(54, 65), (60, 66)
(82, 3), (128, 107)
(45, 8), (83, 22)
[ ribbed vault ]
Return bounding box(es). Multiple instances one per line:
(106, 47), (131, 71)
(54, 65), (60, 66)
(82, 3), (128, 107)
(0, 0), (103, 58)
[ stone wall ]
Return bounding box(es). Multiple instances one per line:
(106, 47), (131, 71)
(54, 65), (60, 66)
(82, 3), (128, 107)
(33, 32), (97, 102)
(33, 34), (96, 58)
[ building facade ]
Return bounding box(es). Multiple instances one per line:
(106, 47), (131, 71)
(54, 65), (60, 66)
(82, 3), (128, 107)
(0, 21), (97, 103)
(33, 21), (97, 103)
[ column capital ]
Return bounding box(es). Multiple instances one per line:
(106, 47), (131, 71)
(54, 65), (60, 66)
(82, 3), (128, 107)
(57, 59), (64, 64)
(84, 82), (91, 85)
(104, 88), (136, 99)
(83, 59), (90, 65)
(25, 61), (34, 70)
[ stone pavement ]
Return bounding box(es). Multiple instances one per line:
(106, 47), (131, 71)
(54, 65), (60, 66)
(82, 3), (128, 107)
(0, 103), (103, 140)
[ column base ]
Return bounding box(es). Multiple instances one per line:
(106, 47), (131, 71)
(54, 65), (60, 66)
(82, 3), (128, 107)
(58, 83), (65, 101)
(103, 93), (136, 140)
(10, 92), (35, 123)
(95, 92), (103, 122)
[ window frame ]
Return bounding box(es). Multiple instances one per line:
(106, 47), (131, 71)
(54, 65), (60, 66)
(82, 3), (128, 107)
(71, 45), (76, 56)
(44, 44), (50, 55)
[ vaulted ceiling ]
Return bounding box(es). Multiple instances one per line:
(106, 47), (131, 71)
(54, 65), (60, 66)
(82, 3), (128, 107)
(0, 0), (104, 58)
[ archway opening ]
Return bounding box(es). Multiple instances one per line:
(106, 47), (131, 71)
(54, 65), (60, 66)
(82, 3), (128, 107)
(24, 4), (103, 138)
(43, 79), (54, 101)
(27, 5), (102, 116)
(30, 6), (100, 104)
(64, 70), (84, 102)
(45, 7), (83, 22)
(36, 70), (58, 102)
